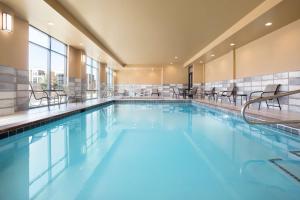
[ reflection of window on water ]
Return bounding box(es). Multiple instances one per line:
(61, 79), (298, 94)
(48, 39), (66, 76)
(29, 127), (68, 199)
(106, 105), (115, 131)
(85, 111), (100, 148)
(28, 26), (67, 107)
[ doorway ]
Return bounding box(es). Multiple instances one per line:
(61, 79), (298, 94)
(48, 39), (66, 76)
(188, 65), (193, 89)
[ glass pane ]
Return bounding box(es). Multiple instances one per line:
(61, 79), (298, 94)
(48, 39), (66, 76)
(51, 38), (67, 55)
(92, 67), (97, 90)
(92, 59), (98, 68)
(29, 26), (49, 48)
(29, 43), (49, 90)
(86, 57), (92, 66)
(51, 52), (66, 89)
(86, 65), (92, 90)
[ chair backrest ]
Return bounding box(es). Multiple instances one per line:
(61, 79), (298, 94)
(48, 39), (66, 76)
(173, 87), (179, 94)
(226, 83), (236, 96)
(191, 87), (198, 95)
(211, 87), (215, 93)
(264, 84), (280, 94)
(29, 82), (47, 99)
(152, 88), (159, 93)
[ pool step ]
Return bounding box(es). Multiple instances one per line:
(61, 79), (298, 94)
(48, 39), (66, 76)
(269, 158), (300, 183)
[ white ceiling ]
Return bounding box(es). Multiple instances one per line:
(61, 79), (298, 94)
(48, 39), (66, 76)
(57, 0), (264, 65)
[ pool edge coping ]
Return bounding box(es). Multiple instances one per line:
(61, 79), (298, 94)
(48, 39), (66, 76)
(0, 99), (299, 140)
(192, 100), (300, 136)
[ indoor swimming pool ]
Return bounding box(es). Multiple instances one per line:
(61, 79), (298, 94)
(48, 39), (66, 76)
(0, 102), (299, 200)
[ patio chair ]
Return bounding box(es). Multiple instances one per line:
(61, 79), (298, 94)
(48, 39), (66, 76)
(217, 84), (236, 103)
(172, 87), (178, 98)
(65, 88), (84, 103)
(151, 88), (160, 96)
(188, 87), (198, 99)
(52, 85), (68, 105)
(29, 83), (57, 109)
(135, 88), (145, 96)
(204, 87), (216, 101)
(249, 84), (281, 110)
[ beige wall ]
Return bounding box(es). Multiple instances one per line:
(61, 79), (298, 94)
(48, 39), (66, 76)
(68, 46), (82, 78)
(236, 19), (300, 78)
(163, 65), (187, 84)
(100, 63), (107, 84)
(205, 51), (234, 82)
(115, 64), (188, 85)
(0, 3), (28, 70)
(193, 63), (204, 83)
(116, 66), (162, 84)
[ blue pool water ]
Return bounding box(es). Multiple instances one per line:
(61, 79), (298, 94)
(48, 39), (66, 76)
(0, 103), (300, 200)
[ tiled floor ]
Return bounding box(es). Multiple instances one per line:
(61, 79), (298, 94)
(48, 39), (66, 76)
(0, 97), (299, 133)
(193, 98), (300, 130)
(0, 98), (113, 131)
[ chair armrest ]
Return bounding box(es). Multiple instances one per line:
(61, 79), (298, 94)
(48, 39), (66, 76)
(261, 91), (276, 98)
(249, 91), (263, 99)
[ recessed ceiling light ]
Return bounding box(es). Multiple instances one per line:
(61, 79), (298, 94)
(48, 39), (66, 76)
(174, 56), (178, 59)
(230, 43), (235, 46)
(265, 22), (272, 26)
(211, 54), (215, 57)
(170, 62), (173, 65)
(79, 43), (83, 46)
(199, 60), (203, 63)
(48, 22), (54, 26)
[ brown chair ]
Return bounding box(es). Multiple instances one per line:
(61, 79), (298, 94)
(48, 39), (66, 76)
(249, 84), (281, 110)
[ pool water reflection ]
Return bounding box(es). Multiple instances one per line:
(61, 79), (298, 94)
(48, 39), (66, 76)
(0, 103), (299, 200)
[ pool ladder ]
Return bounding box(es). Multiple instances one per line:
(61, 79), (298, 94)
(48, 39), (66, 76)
(241, 89), (300, 125)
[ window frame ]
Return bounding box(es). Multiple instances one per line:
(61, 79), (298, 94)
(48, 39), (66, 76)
(29, 25), (68, 91)
(86, 56), (99, 99)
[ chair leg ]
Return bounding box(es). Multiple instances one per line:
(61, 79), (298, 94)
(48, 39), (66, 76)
(47, 98), (50, 110)
(266, 100), (269, 109)
(277, 98), (281, 110)
(258, 102), (261, 110)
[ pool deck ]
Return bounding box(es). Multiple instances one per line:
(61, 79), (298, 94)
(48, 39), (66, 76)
(0, 97), (299, 139)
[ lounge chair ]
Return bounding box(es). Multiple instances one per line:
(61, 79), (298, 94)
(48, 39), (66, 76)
(151, 88), (160, 96)
(172, 87), (185, 98)
(135, 88), (145, 96)
(65, 88), (84, 103)
(188, 87), (198, 99)
(217, 84), (236, 103)
(204, 87), (216, 100)
(172, 87), (178, 98)
(249, 84), (281, 110)
(29, 83), (57, 108)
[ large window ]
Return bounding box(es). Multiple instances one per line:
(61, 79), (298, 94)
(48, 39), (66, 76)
(86, 57), (99, 99)
(106, 67), (113, 89)
(29, 26), (67, 106)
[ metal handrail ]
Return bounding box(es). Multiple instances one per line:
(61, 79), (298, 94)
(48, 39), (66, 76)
(241, 89), (300, 125)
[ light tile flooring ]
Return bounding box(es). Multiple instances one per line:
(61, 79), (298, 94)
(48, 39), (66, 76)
(0, 97), (299, 132)
(0, 98), (113, 130)
(193, 98), (300, 129)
